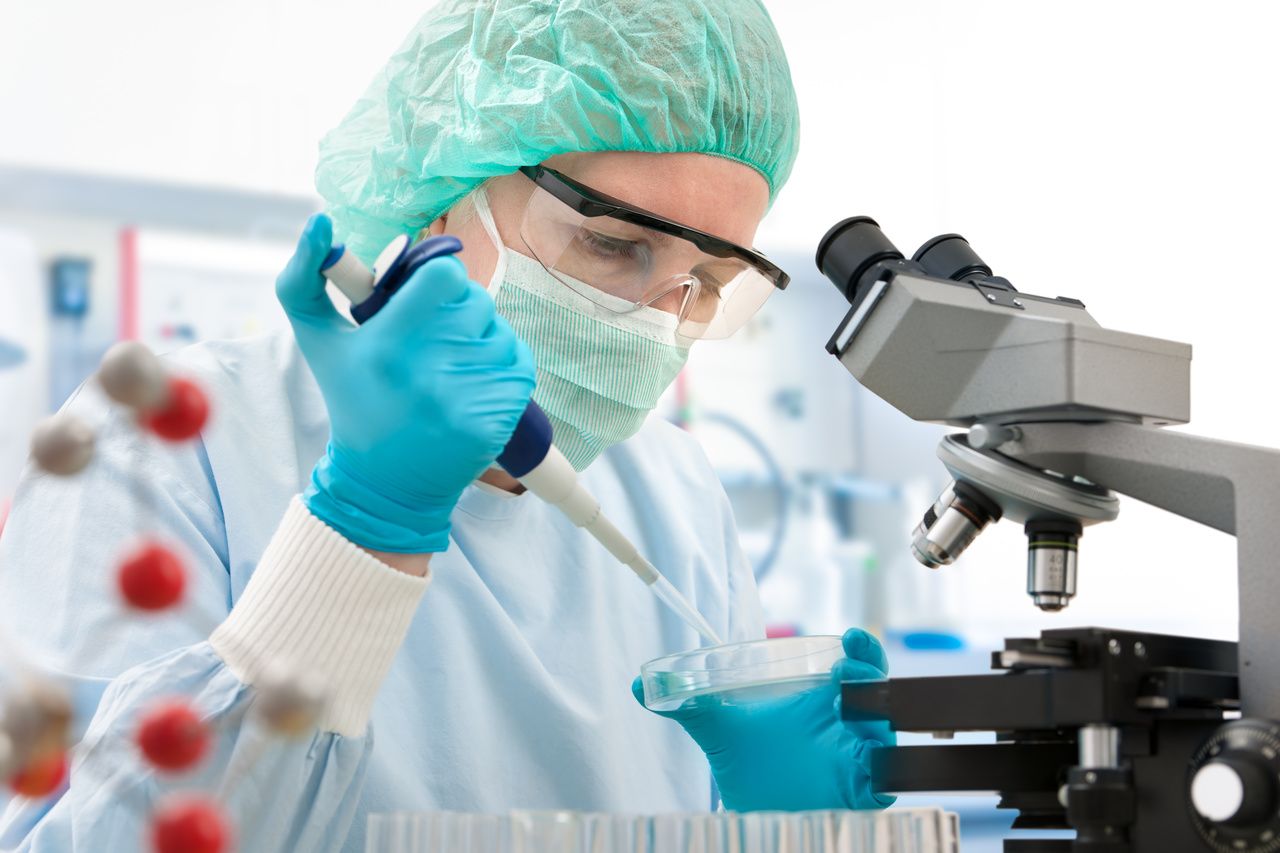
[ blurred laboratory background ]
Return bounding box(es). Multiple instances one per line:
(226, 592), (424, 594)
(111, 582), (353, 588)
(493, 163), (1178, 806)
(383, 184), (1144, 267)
(3, 2), (1278, 849)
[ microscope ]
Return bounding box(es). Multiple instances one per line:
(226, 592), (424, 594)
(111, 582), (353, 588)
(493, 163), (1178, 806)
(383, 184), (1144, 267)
(816, 218), (1280, 852)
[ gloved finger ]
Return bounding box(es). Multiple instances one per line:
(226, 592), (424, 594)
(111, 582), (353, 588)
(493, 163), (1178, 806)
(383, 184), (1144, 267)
(841, 628), (889, 675)
(275, 214), (345, 330)
(830, 658), (888, 722)
(437, 282), (501, 341)
(471, 315), (537, 375)
(630, 676), (667, 715)
(435, 311), (526, 367)
(504, 324), (535, 372)
(830, 657), (888, 687)
(373, 255), (474, 335)
(629, 675), (690, 720)
(849, 738), (897, 810)
(481, 311), (526, 355)
(630, 676), (725, 722)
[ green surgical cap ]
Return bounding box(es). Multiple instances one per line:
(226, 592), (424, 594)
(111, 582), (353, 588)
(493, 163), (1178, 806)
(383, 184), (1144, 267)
(316, 0), (800, 264)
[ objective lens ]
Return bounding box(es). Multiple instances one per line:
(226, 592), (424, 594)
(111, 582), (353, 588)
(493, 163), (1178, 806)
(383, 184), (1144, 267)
(911, 481), (1003, 568)
(1026, 519), (1083, 611)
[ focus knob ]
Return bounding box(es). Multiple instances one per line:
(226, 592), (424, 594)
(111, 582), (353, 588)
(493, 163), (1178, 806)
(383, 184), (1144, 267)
(1191, 758), (1275, 825)
(1189, 720), (1280, 852)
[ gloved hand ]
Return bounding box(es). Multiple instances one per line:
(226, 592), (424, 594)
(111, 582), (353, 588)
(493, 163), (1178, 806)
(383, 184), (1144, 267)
(632, 628), (896, 811)
(276, 213), (535, 552)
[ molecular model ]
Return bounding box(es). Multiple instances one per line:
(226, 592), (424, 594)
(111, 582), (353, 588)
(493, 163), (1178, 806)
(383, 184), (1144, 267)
(9, 342), (328, 853)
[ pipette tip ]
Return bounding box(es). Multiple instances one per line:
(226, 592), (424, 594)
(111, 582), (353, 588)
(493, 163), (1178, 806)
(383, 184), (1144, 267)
(649, 574), (723, 647)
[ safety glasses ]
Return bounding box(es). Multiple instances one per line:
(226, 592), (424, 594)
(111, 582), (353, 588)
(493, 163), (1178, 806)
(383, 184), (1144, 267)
(518, 164), (789, 340)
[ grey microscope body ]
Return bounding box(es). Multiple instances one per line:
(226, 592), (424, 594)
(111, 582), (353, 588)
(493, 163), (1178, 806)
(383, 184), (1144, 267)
(817, 219), (1280, 852)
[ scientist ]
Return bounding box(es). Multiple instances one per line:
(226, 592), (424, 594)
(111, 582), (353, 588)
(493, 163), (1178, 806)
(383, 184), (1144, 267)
(0, 0), (893, 849)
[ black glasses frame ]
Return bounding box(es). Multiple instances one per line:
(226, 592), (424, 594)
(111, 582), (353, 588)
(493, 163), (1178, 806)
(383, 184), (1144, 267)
(518, 164), (789, 292)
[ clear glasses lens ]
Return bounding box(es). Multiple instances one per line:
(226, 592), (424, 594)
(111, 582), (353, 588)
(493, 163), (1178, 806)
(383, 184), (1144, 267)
(520, 186), (778, 340)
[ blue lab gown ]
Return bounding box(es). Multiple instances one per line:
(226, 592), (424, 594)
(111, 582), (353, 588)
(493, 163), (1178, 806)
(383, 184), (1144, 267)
(0, 331), (764, 852)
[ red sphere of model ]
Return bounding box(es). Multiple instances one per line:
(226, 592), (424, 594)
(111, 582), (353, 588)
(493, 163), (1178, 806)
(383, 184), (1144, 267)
(150, 796), (230, 853)
(136, 700), (210, 772)
(9, 750), (68, 798)
(118, 542), (186, 611)
(142, 376), (209, 442)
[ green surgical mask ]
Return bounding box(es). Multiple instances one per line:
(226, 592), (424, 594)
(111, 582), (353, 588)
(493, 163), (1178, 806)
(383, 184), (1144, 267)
(474, 190), (690, 471)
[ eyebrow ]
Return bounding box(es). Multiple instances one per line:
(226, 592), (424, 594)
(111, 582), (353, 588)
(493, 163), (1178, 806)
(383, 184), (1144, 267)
(545, 165), (750, 254)
(638, 227), (675, 248)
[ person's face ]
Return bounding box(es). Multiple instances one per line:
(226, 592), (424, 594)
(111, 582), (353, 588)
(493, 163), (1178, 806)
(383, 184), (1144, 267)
(428, 151), (772, 296)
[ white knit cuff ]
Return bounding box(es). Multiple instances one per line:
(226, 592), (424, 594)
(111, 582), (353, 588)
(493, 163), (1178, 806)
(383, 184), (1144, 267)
(210, 497), (430, 736)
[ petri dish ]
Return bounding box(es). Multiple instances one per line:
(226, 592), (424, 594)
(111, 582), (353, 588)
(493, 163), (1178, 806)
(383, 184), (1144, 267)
(640, 635), (844, 712)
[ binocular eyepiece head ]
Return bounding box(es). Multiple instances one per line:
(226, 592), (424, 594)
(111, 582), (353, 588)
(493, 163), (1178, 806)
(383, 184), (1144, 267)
(815, 217), (999, 305)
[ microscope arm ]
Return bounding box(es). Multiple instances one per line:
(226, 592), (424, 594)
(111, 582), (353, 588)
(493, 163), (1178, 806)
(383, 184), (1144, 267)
(1003, 421), (1280, 717)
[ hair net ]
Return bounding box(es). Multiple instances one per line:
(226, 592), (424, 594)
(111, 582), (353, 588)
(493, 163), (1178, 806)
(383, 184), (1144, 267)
(316, 0), (800, 264)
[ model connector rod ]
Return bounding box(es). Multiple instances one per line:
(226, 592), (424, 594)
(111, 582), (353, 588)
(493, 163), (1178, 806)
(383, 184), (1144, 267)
(321, 237), (722, 647)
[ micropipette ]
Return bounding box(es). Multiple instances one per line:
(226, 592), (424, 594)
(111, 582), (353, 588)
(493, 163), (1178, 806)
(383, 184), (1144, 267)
(320, 234), (723, 647)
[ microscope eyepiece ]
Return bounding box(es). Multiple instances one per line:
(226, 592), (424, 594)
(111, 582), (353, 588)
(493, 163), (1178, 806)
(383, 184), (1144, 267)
(912, 234), (993, 284)
(815, 217), (906, 304)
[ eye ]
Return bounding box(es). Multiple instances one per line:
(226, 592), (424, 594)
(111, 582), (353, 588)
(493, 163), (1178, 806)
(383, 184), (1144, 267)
(577, 230), (646, 262)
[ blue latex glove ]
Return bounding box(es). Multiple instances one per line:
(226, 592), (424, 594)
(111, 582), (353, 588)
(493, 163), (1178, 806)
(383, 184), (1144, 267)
(276, 213), (536, 552)
(632, 628), (897, 811)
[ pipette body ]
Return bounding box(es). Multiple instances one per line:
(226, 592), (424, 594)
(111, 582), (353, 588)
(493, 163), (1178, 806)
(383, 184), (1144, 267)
(320, 237), (722, 647)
